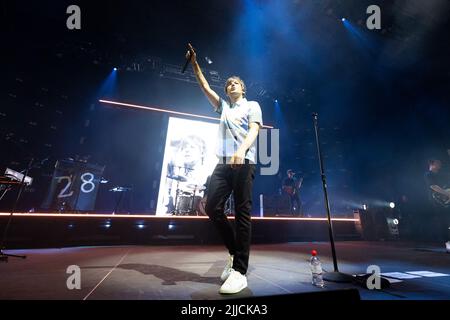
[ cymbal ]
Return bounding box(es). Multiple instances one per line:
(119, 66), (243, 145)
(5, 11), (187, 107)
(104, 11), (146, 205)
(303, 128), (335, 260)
(186, 184), (206, 191)
(167, 174), (188, 182)
(171, 165), (194, 171)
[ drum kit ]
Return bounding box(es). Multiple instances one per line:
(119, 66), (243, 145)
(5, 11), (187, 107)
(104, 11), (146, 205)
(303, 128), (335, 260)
(167, 172), (207, 216)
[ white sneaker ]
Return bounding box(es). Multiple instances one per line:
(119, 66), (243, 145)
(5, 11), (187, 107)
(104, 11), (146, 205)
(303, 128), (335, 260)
(220, 255), (234, 282)
(219, 269), (247, 294)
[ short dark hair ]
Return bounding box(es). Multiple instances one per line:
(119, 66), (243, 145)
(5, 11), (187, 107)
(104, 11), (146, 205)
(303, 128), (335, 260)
(224, 76), (246, 98)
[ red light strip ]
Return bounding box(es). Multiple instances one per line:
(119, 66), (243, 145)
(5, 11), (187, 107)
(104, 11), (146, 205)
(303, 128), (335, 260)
(99, 99), (275, 129)
(0, 212), (358, 222)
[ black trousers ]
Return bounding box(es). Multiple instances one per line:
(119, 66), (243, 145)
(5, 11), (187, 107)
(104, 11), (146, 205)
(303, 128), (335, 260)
(289, 193), (303, 217)
(205, 162), (255, 275)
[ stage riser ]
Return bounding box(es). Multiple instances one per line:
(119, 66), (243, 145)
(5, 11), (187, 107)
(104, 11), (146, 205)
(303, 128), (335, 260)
(0, 217), (361, 249)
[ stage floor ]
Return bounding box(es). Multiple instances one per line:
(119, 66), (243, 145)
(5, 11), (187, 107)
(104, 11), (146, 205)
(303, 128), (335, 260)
(0, 241), (448, 300)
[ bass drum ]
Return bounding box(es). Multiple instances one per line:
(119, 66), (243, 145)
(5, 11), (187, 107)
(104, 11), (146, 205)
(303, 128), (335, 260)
(176, 195), (203, 215)
(176, 195), (193, 214)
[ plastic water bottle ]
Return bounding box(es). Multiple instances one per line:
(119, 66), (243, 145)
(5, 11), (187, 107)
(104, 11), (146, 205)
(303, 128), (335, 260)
(310, 250), (324, 288)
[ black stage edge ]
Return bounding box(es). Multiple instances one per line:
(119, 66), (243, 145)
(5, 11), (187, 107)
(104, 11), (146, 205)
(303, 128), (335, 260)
(0, 213), (360, 249)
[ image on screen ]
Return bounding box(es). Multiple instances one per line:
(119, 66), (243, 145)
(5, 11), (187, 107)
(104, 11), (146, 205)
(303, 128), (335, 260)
(156, 117), (219, 216)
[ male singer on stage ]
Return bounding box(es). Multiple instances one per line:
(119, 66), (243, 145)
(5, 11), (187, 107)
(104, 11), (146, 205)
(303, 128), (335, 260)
(186, 43), (263, 294)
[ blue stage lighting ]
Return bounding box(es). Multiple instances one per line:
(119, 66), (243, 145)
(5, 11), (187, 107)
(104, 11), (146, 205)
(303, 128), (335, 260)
(341, 18), (346, 22)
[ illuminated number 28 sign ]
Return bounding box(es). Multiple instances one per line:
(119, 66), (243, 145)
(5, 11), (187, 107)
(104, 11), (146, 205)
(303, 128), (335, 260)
(42, 160), (105, 212)
(57, 172), (96, 199)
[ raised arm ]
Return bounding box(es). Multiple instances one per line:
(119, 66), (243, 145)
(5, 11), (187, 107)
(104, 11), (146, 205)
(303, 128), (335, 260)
(187, 43), (220, 111)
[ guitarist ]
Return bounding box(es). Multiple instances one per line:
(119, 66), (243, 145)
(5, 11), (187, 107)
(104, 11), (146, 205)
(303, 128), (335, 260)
(424, 160), (449, 206)
(282, 169), (303, 217)
(424, 159), (449, 242)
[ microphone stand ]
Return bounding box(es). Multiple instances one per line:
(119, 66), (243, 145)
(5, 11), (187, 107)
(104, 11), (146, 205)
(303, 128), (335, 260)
(0, 158), (34, 262)
(312, 113), (352, 283)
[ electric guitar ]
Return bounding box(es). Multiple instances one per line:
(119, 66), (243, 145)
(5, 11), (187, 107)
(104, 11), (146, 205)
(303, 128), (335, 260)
(283, 177), (303, 196)
(430, 185), (450, 207)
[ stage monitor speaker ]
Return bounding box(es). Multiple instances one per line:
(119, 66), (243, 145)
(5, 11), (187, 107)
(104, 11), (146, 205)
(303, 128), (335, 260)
(359, 208), (399, 240)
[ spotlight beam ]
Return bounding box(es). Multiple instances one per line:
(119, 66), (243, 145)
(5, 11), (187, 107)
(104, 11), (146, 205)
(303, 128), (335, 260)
(99, 99), (275, 129)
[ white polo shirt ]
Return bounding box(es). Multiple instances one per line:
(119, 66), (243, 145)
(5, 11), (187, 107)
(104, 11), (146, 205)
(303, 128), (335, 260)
(215, 97), (263, 164)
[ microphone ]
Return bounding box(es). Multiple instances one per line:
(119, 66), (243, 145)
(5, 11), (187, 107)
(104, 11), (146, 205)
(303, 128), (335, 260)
(181, 50), (191, 74)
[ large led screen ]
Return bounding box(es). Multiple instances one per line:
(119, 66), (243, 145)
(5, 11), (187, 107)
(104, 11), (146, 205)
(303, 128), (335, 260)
(156, 117), (219, 216)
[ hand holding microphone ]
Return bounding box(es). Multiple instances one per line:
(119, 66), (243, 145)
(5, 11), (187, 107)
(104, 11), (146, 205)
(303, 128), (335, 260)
(182, 43), (197, 73)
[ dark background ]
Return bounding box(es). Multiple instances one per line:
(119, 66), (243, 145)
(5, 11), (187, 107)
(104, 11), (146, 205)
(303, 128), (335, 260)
(1, 0), (449, 218)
